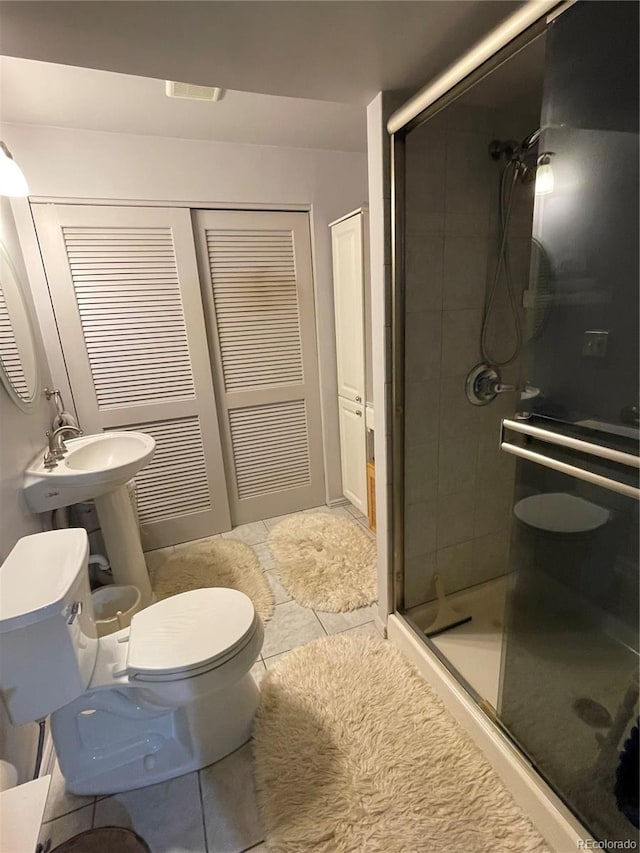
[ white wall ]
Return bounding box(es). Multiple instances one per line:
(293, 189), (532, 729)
(1, 123), (369, 504)
(0, 197), (54, 782)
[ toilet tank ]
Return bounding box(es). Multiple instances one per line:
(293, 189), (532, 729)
(0, 529), (98, 726)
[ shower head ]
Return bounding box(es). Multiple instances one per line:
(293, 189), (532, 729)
(489, 128), (541, 163)
(489, 128), (542, 183)
(516, 129), (541, 181)
(489, 139), (520, 161)
(521, 128), (541, 151)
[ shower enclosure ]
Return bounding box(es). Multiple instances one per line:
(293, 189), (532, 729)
(390, 1), (638, 845)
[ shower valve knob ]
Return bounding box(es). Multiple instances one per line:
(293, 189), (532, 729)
(466, 364), (500, 406)
(465, 364), (534, 406)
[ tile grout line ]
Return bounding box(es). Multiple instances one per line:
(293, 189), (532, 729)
(262, 636), (306, 664)
(46, 799), (95, 823)
(338, 620), (375, 636)
(201, 736), (256, 775)
(262, 644), (294, 664)
(311, 609), (328, 635)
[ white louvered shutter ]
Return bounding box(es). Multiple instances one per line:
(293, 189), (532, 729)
(0, 282), (29, 399)
(32, 204), (231, 548)
(194, 210), (325, 524)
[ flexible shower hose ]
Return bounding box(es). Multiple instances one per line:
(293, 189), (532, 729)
(480, 160), (523, 367)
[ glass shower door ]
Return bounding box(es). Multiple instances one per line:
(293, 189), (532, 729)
(497, 421), (639, 843)
(497, 4), (639, 842)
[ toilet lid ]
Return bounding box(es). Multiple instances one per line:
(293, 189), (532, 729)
(126, 588), (257, 678)
(514, 492), (610, 533)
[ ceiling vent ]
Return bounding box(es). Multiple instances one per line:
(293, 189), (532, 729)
(165, 81), (225, 101)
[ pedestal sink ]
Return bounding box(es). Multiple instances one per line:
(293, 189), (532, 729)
(23, 432), (155, 607)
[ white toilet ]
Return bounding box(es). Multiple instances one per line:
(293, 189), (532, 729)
(0, 528), (264, 794)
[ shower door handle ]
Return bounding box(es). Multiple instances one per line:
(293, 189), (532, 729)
(501, 418), (640, 468)
(500, 442), (639, 499)
(500, 419), (640, 500)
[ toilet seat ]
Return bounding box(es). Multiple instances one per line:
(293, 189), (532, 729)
(126, 588), (258, 682)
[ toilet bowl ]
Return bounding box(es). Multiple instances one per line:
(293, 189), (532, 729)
(0, 529), (264, 795)
(92, 583), (141, 636)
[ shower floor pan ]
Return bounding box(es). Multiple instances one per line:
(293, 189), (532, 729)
(406, 576), (507, 708)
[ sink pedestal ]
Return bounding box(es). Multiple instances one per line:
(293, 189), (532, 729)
(94, 486), (152, 608)
(23, 430), (156, 609)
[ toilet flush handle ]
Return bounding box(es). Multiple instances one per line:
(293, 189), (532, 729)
(66, 601), (81, 625)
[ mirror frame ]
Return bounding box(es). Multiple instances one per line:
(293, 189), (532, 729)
(0, 240), (40, 413)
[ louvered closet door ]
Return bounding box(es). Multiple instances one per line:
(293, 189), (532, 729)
(194, 210), (325, 524)
(32, 204), (231, 549)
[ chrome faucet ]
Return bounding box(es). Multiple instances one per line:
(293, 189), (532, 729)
(43, 425), (83, 469)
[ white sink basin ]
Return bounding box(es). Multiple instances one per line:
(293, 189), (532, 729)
(24, 431), (155, 512)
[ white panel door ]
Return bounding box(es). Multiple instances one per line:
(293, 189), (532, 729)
(194, 210), (325, 524)
(32, 204), (231, 549)
(337, 396), (367, 513)
(331, 213), (365, 404)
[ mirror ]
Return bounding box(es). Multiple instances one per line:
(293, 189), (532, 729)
(0, 240), (39, 411)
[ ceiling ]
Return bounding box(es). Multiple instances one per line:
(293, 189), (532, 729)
(0, 1), (522, 105)
(0, 57), (368, 152)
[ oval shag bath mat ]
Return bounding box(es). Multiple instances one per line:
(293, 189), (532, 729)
(151, 538), (274, 622)
(253, 634), (550, 853)
(268, 514), (376, 612)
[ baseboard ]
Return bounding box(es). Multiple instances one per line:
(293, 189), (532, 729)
(387, 614), (591, 853)
(326, 497), (349, 508)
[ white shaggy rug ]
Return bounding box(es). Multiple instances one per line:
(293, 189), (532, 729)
(151, 538), (274, 622)
(253, 635), (550, 853)
(268, 514), (376, 611)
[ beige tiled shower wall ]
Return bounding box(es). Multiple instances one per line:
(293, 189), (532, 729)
(403, 102), (537, 608)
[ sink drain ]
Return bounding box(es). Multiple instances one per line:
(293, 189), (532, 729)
(572, 697), (613, 728)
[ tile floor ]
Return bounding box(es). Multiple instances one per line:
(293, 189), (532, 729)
(39, 503), (378, 853)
